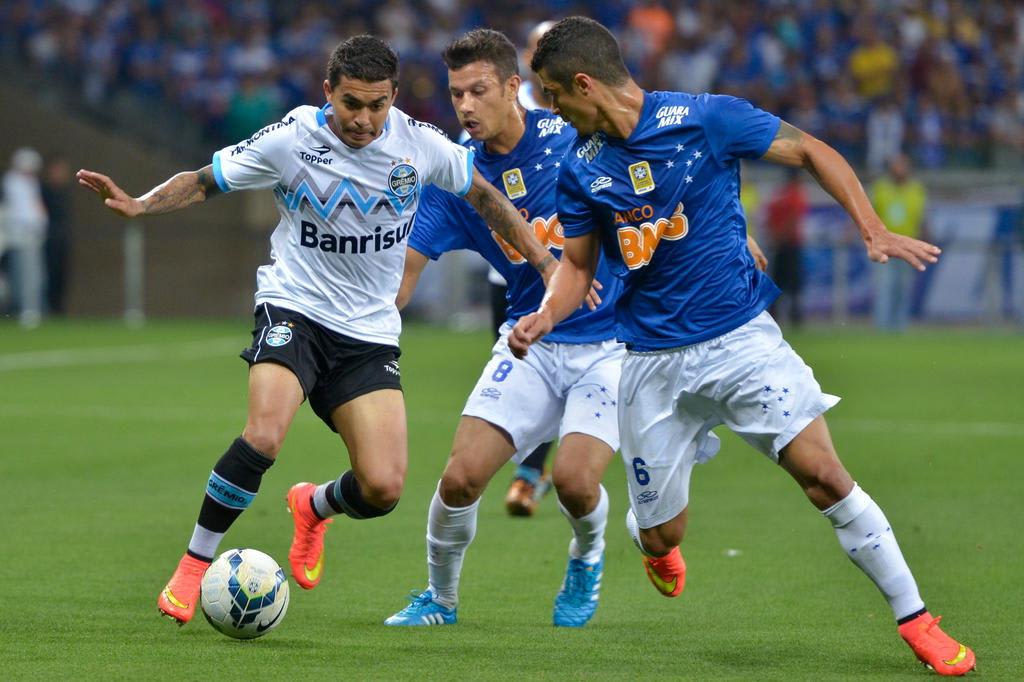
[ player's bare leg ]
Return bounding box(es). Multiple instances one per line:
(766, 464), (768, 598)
(159, 362), (302, 624)
(550, 433), (613, 626)
(385, 416), (514, 625)
(781, 416), (975, 675)
(287, 388), (407, 589)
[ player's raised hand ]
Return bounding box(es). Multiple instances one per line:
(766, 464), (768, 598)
(865, 229), (941, 272)
(509, 311), (553, 359)
(77, 169), (144, 217)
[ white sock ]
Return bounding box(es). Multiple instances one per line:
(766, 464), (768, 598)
(187, 524), (223, 561)
(559, 484), (608, 564)
(312, 481), (336, 519)
(425, 483), (479, 609)
(625, 507), (657, 557)
(823, 483), (925, 621)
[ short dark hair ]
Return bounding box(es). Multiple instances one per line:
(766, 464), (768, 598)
(530, 16), (629, 89)
(442, 29), (519, 81)
(326, 35), (399, 89)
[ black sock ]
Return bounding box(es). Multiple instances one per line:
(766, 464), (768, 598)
(194, 437), (274, 534)
(324, 470), (395, 519)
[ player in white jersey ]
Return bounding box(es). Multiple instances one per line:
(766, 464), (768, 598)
(77, 35), (557, 627)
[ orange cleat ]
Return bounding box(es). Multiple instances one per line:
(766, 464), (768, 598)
(157, 553), (211, 625)
(286, 482), (332, 590)
(505, 478), (538, 516)
(898, 611), (976, 676)
(504, 470), (550, 517)
(641, 546), (686, 598)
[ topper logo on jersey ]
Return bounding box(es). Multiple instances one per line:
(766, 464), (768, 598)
(616, 202), (689, 270)
(491, 213), (563, 263)
(297, 146), (333, 165)
(655, 105), (690, 128)
(502, 169), (527, 199)
(277, 169), (418, 221)
(537, 118), (567, 138)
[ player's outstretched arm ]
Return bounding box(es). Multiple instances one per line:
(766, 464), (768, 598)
(463, 169), (557, 281)
(509, 232), (599, 359)
(761, 122), (940, 271)
(396, 248), (429, 311)
(77, 165), (222, 218)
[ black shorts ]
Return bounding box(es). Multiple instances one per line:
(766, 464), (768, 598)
(240, 303), (402, 432)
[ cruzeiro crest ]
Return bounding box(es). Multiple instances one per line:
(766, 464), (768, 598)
(388, 163), (419, 198)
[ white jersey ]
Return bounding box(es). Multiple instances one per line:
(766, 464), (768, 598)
(212, 104), (474, 345)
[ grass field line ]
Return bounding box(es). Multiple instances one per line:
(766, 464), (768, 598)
(0, 337), (243, 371)
(0, 400), (1021, 440)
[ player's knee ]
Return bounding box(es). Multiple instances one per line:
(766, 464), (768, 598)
(799, 459), (854, 509)
(552, 470), (598, 517)
(438, 462), (485, 507)
(240, 425), (285, 458)
(359, 475), (404, 510)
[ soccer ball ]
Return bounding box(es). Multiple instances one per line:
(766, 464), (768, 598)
(200, 548), (290, 639)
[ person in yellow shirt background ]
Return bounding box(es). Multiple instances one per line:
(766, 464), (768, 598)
(870, 153), (928, 331)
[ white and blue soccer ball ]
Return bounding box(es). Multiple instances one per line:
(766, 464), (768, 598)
(200, 548), (290, 639)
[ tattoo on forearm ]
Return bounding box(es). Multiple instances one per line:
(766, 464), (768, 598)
(772, 121), (804, 154)
(141, 165), (219, 214)
(470, 185), (548, 269)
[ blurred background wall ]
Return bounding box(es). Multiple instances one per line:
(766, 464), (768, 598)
(0, 0), (1021, 327)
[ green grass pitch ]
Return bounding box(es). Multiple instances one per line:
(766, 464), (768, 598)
(0, 320), (1020, 680)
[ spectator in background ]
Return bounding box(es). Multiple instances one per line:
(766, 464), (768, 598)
(765, 168), (808, 327)
(866, 97), (906, 174)
(848, 24), (898, 100)
(2, 148), (48, 328)
(870, 154), (927, 332)
(224, 73), (281, 143)
(41, 155), (73, 316)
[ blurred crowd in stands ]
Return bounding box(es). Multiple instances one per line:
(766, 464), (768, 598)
(2, 0), (1022, 170)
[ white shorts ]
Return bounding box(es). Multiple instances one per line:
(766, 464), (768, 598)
(462, 323), (625, 463)
(620, 311), (840, 528)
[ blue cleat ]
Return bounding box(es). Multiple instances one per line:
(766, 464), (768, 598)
(552, 555), (603, 627)
(384, 589), (457, 626)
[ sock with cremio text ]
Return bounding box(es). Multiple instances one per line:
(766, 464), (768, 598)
(823, 483), (926, 622)
(186, 437), (274, 562)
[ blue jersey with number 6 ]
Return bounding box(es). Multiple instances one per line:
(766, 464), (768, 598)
(557, 91), (782, 350)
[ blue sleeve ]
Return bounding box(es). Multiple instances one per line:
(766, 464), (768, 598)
(702, 95), (781, 164)
(410, 184), (474, 260)
(555, 164), (596, 238)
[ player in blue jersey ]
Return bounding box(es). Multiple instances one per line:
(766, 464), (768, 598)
(510, 17), (974, 676)
(384, 29), (623, 628)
